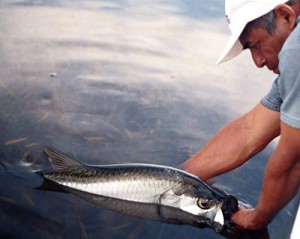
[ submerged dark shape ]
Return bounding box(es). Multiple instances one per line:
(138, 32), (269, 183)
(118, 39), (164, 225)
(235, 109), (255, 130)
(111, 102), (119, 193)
(38, 146), (238, 232)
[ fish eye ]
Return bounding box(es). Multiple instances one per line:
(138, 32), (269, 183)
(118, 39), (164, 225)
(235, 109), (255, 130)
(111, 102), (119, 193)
(197, 198), (215, 209)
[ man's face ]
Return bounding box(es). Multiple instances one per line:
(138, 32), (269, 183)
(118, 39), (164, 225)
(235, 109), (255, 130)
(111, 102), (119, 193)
(239, 23), (291, 74)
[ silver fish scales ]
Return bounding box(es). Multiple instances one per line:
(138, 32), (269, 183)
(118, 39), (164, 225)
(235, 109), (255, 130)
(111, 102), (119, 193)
(39, 147), (238, 231)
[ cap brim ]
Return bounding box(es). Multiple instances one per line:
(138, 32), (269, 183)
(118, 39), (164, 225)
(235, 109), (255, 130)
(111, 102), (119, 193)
(216, 25), (245, 65)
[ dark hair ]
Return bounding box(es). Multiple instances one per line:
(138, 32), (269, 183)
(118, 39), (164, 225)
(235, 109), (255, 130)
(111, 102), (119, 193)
(245, 0), (297, 35)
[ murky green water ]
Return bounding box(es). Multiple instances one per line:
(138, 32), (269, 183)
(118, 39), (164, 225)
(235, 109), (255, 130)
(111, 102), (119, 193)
(0, 0), (298, 238)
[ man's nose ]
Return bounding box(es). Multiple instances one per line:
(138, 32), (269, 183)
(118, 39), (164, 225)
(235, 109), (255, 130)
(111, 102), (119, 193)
(251, 50), (266, 68)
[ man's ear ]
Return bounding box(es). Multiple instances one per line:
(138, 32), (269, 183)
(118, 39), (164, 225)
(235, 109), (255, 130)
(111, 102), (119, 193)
(274, 4), (297, 30)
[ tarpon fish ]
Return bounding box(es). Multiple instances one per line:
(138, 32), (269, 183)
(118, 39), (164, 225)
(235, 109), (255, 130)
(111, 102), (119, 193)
(39, 147), (237, 231)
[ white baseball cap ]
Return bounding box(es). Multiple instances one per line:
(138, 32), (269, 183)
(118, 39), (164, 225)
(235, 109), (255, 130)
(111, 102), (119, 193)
(216, 0), (289, 64)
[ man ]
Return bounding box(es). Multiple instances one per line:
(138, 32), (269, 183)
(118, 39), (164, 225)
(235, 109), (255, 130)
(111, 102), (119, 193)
(182, 0), (300, 230)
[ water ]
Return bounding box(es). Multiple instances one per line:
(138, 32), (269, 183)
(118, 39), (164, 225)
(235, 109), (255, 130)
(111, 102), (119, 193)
(0, 0), (299, 238)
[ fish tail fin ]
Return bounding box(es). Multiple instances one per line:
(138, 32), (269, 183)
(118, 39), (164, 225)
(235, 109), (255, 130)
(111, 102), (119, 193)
(43, 146), (83, 171)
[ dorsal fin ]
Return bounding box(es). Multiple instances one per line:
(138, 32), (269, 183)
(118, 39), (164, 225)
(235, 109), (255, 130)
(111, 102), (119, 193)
(43, 146), (82, 171)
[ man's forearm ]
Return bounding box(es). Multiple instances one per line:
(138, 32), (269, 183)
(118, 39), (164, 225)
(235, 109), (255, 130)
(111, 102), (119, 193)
(232, 122), (300, 230)
(254, 123), (300, 225)
(182, 119), (259, 180)
(182, 103), (280, 180)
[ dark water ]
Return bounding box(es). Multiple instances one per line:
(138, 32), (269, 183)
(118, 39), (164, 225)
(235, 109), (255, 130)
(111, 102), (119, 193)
(0, 0), (299, 238)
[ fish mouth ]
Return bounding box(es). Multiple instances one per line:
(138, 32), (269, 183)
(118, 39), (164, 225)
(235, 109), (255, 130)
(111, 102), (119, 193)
(211, 205), (224, 232)
(213, 205), (224, 226)
(212, 194), (238, 232)
(221, 194), (238, 219)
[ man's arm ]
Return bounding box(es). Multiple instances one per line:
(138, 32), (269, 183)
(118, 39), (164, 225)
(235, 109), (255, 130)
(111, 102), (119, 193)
(181, 103), (280, 180)
(231, 121), (300, 229)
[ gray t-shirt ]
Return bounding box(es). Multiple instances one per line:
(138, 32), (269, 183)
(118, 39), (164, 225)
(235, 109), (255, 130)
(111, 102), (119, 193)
(261, 17), (300, 129)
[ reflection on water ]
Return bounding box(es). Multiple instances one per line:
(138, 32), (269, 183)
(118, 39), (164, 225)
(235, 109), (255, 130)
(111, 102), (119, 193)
(0, 0), (299, 238)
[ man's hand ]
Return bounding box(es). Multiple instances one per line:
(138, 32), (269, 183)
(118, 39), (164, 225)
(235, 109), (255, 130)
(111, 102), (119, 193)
(231, 208), (268, 230)
(229, 121), (300, 231)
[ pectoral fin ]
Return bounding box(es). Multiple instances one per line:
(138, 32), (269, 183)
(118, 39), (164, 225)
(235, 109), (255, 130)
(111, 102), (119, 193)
(158, 188), (180, 207)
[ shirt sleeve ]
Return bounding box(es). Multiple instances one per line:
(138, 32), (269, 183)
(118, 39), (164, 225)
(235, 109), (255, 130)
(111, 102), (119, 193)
(260, 77), (282, 112)
(278, 47), (300, 129)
